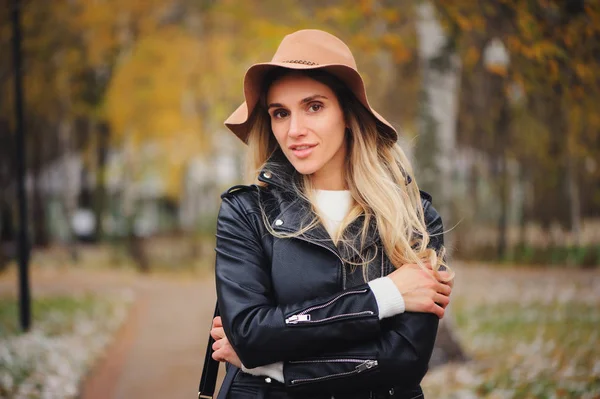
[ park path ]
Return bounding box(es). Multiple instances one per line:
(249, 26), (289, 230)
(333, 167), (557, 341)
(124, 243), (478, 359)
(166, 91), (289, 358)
(0, 266), (224, 399)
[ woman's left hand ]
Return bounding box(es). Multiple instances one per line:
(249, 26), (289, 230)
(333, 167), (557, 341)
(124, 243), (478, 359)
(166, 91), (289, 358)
(211, 316), (242, 368)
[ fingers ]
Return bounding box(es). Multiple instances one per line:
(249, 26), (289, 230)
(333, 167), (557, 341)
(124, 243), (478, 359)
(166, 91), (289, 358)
(433, 292), (450, 308)
(434, 303), (445, 319)
(212, 336), (228, 352)
(212, 350), (221, 361)
(212, 346), (227, 362)
(403, 264), (454, 285)
(437, 270), (454, 284)
(443, 277), (454, 289)
(436, 281), (452, 296)
(211, 337), (239, 366)
(212, 316), (222, 329)
(210, 326), (225, 340)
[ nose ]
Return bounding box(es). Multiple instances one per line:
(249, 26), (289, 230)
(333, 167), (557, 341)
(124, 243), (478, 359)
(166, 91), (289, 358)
(288, 113), (306, 138)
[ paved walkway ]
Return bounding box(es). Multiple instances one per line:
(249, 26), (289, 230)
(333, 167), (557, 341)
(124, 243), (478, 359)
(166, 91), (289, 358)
(0, 266), (223, 399)
(82, 275), (223, 399)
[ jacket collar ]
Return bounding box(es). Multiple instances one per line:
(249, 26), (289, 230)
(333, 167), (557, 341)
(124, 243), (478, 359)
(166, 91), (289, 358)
(258, 150), (379, 255)
(257, 149), (297, 192)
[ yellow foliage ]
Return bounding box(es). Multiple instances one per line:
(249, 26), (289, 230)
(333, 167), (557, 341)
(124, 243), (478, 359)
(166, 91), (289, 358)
(485, 64), (507, 77)
(575, 63), (592, 82)
(381, 33), (401, 48)
(548, 60), (559, 81)
(382, 8), (400, 24)
(464, 46), (480, 69)
(454, 13), (473, 32)
(359, 0), (375, 16)
(103, 27), (208, 200)
(393, 45), (412, 64)
(104, 27), (203, 141)
(351, 33), (374, 54)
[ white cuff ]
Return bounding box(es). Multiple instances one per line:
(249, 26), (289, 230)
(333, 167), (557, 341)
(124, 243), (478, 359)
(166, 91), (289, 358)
(368, 277), (405, 319)
(241, 361), (284, 383)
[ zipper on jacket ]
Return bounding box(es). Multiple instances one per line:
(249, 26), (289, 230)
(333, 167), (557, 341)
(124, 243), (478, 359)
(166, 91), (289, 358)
(289, 358), (374, 365)
(289, 359), (378, 385)
(285, 289), (373, 325)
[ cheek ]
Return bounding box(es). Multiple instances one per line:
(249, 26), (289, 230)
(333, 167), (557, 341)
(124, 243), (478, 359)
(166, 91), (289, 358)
(324, 121), (346, 148)
(325, 111), (346, 142)
(271, 124), (286, 145)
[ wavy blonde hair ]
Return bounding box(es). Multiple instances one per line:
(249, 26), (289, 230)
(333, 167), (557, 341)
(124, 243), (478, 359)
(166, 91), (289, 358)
(245, 69), (453, 282)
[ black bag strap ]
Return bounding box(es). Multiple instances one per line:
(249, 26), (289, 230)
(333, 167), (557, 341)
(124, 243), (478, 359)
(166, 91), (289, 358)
(198, 302), (220, 399)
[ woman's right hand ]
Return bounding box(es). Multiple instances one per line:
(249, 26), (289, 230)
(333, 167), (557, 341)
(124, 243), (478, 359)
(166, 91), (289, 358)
(386, 263), (453, 319)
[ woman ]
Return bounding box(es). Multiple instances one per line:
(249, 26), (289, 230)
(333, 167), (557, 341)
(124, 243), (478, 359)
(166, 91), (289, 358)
(210, 29), (454, 399)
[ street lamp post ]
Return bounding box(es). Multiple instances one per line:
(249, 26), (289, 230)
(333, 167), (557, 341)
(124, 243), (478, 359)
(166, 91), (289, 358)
(11, 0), (32, 331)
(484, 38), (511, 259)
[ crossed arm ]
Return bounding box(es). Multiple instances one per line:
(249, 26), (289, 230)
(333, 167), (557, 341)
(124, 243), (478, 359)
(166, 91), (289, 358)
(211, 194), (453, 391)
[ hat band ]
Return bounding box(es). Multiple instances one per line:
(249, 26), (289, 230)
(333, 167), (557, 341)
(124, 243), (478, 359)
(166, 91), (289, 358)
(281, 59), (319, 66)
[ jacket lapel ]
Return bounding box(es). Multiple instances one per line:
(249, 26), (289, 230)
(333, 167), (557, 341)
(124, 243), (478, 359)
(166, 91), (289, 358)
(257, 150), (380, 258)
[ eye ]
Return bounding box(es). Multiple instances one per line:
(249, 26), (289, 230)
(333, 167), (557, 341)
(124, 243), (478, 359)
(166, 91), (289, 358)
(308, 103), (323, 113)
(271, 109), (289, 119)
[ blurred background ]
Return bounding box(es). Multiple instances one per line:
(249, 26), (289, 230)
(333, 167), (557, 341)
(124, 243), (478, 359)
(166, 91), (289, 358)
(0, 1), (598, 398)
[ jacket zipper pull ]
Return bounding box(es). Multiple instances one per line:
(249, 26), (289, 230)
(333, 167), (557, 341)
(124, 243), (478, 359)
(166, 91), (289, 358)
(285, 314), (311, 324)
(355, 360), (378, 373)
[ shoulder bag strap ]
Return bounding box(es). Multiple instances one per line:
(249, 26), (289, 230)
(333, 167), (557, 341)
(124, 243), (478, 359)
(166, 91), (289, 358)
(198, 302), (220, 399)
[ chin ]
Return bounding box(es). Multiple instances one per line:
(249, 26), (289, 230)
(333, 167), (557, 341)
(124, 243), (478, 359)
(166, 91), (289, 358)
(289, 161), (320, 176)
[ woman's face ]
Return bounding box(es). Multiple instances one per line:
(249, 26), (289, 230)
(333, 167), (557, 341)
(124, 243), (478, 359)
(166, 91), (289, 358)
(267, 73), (347, 190)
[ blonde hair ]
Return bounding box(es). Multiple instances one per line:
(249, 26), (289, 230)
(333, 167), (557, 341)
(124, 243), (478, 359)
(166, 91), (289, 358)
(245, 69), (453, 282)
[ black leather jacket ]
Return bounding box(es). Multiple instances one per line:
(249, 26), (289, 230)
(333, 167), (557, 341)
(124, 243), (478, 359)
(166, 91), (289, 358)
(215, 159), (444, 398)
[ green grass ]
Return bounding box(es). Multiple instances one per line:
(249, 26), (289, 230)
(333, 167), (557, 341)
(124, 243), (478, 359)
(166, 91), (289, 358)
(0, 293), (130, 398)
(424, 297), (600, 398)
(459, 301), (599, 395)
(0, 295), (102, 338)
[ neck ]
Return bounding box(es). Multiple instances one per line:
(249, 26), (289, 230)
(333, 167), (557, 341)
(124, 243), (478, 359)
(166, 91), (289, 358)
(311, 172), (347, 190)
(310, 148), (348, 190)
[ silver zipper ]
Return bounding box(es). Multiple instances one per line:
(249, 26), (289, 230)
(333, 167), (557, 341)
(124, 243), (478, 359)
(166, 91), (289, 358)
(342, 251), (347, 290)
(287, 311), (374, 324)
(355, 359), (378, 372)
(285, 289), (371, 324)
(289, 358), (372, 364)
(285, 315), (311, 324)
(290, 360), (378, 385)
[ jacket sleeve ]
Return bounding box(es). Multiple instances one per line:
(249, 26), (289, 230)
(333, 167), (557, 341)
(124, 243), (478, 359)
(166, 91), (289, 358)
(281, 197), (444, 394)
(215, 193), (383, 368)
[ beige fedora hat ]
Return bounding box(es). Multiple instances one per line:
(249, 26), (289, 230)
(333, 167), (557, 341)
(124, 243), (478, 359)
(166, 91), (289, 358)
(224, 29), (398, 144)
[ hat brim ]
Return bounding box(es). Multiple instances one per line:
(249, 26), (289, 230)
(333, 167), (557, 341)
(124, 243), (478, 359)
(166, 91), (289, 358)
(224, 62), (397, 144)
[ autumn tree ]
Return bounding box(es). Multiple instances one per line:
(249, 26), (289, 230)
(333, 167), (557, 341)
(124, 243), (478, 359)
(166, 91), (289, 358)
(432, 0), (600, 257)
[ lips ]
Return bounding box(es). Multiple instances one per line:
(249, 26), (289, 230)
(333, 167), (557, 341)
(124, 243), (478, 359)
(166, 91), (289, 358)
(289, 143), (317, 159)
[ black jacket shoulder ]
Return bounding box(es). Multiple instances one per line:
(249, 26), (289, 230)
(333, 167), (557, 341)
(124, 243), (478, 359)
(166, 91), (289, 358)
(219, 184), (264, 213)
(419, 190), (432, 203)
(418, 190), (444, 250)
(220, 184), (259, 199)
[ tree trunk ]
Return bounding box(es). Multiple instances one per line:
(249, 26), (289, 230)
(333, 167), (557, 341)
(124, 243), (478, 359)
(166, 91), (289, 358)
(59, 117), (80, 262)
(497, 152), (509, 259)
(121, 132), (149, 273)
(52, 47), (81, 261)
(566, 144), (581, 246)
(31, 126), (49, 247)
(430, 318), (469, 368)
(94, 121), (109, 241)
(416, 1), (461, 248)
(417, 1), (466, 367)
(491, 73), (511, 260)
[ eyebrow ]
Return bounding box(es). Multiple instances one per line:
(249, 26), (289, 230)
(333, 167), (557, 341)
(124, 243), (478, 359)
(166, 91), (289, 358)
(267, 94), (329, 109)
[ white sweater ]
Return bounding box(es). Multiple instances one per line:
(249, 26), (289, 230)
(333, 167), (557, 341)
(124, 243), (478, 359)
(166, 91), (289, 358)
(241, 189), (405, 382)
